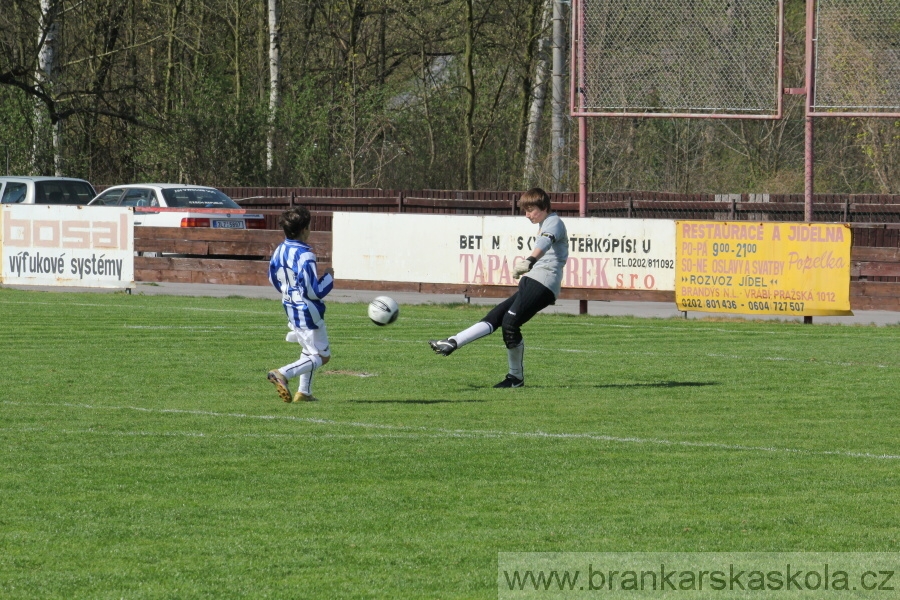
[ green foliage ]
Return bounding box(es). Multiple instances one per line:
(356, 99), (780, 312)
(273, 79), (333, 186)
(0, 288), (897, 597)
(1, 0), (900, 191)
(0, 88), (33, 175)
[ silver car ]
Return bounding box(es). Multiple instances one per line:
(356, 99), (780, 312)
(0, 176), (96, 205)
(88, 183), (266, 229)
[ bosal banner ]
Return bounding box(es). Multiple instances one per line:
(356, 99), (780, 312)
(332, 213), (676, 291)
(1, 205), (134, 289)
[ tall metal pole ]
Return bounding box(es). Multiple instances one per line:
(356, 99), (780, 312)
(578, 117), (587, 218)
(804, 0), (815, 223)
(578, 115), (588, 315)
(551, 0), (566, 192)
(803, 0), (815, 324)
(574, 0), (586, 217)
(571, 0), (588, 314)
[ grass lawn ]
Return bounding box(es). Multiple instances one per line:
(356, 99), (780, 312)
(0, 287), (897, 598)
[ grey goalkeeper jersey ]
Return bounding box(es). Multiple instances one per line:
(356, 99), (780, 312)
(523, 212), (568, 297)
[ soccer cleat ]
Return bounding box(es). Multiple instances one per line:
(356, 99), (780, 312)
(429, 338), (457, 356)
(267, 370), (293, 403)
(493, 374), (524, 388)
(292, 392), (319, 403)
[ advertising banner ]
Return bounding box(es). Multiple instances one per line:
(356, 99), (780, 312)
(1, 205), (134, 289)
(332, 213), (676, 290)
(675, 221), (852, 316)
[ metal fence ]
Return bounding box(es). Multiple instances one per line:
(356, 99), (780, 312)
(227, 188), (900, 227)
(574, 0), (781, 117)
(813, 0), (900, 115)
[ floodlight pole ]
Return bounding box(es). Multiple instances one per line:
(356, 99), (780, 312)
(572, 0), (588, 220)
(551, 0), (567, 192)
(572, 0), (588, 314)
(578, 117), (587, 219)
(578, 114), (588, 315)
(804, 0), (817, 324)
(804, 0), (816, 224)
(787, 0), (816, 323)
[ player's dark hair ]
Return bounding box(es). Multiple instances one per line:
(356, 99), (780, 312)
(279, 206), (312, 239)
(518, 188), (551, 212)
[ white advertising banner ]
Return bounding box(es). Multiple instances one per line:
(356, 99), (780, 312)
(332, 213), (676, 291)
(1, 205), (134, 289)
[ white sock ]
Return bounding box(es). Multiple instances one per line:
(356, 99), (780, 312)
(507, 342), (524, 380)
(451, 321), (494, 348)
(297, 371), (312, 395)
(282, 353), (322, 380)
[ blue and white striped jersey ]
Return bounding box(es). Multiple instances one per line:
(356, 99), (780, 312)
(269, 239), (334, 330)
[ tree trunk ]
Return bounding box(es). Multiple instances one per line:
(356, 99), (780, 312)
(231, 0), (242, 111)
(464, 0), (476, 190)
(266, 0), (281, 174)
(421, 46), (437, 175)
(523, 0), (551, 189)
(164, 0), (184, 116)
(35, 0), (61, 175)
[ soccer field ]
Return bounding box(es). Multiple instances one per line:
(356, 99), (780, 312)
(1, 287), (897, 598)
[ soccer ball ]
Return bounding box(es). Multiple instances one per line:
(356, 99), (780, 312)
(368, 296), (399, 326)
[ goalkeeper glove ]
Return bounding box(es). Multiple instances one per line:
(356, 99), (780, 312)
(512, 256), (536, 279)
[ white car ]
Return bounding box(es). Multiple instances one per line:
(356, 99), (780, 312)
(0, 176), (96, 205)
(88, 183), (266, 229)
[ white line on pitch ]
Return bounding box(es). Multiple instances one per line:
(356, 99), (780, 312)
(5, 401), (898, 461)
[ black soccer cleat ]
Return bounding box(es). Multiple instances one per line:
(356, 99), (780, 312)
(429, 338), (457, 356)
(493, 374), (524, 388)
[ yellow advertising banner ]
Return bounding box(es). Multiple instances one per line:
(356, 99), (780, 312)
(676, 221), (852, 316)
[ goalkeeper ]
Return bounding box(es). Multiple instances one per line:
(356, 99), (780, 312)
(429, 187), (568, 388)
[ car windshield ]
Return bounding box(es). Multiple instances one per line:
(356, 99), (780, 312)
(161, 187), (240, 209)
(35, 180), (95, 205)
(1, 182), (27, 203)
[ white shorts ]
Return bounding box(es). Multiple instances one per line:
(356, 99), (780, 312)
(286, 322), (331, 358)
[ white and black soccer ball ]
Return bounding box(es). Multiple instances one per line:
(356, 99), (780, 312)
(368, 296), (399, 326)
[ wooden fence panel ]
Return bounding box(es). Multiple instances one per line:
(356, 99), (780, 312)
(135, 257), (270, 286)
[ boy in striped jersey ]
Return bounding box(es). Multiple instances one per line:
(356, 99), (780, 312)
(267, 206), (335, 402)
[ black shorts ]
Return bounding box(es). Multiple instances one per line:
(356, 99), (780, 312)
(481, 276), (556, 331)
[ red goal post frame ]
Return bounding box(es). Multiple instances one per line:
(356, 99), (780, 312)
(806, 0), (900, 118)
(569, 0), (900, 232)
(570, 0), (785, 120)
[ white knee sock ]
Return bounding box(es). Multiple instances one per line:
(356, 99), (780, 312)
(507, 342), (524, 380)
(282, 353), (322, 380)
(297, 371), (313, 395)
(451, 321), (494, 348)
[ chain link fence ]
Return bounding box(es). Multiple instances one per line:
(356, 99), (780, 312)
(582, 193), (900, 223)
(576, 0), (780, 115)
(227, 187), (900, 225)
(814, 0), (900, 114)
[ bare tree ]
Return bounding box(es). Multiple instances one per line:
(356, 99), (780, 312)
(266, 0), (281, 174)
(522, 0), (550, 188)
(164, 0), (185, 116)
(462, 0), (513, 190)
(35, 0), (61, 174)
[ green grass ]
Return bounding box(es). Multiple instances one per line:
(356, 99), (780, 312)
(0, 287), (897, 599)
